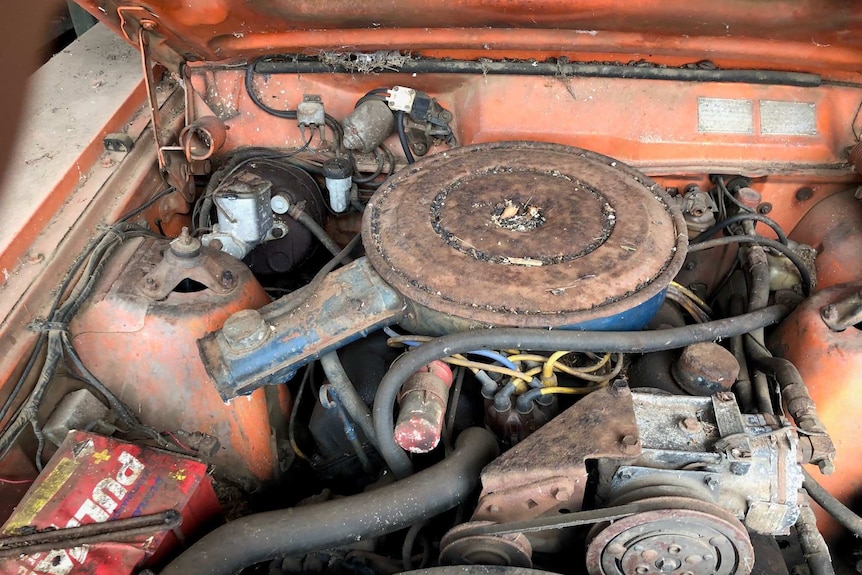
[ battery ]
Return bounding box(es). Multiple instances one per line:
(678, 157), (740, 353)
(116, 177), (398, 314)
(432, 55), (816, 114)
(0, 431), (220, 574)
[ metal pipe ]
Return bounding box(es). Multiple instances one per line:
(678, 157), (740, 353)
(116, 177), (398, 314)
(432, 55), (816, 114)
(160, 427), (498, 575)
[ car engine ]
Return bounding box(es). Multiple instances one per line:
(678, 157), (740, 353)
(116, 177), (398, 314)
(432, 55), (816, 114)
(2, 3), (862, 575)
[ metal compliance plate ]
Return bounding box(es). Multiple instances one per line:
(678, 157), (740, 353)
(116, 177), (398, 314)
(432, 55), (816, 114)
(362, 142), (687, 328)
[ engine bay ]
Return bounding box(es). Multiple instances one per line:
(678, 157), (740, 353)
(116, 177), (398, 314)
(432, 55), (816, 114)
(3, 4), (862, 574)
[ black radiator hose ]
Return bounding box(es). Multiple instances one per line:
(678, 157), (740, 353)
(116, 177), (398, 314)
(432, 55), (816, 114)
(160, 428), (499, 575)
(374, 305), (789, 478)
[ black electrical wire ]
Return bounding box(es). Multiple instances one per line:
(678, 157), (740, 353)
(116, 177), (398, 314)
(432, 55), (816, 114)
(116, 186), (176, 223)
(288, 365), (313, 460)
(688, 235), (811, 296)
(354, 87), (391, 108)
(351, 148), (385, 184)
(245, 58), (343, 148)
(396, 111), (415, 164)
(372, 304), (789, 478)
(716, 176), (755, 214)
(442, 367), (465, 456)
(0, 222), (155, 433)
(359, 146), (397, 191)
(692, 213), (788, 245)
(401, 521), (429, 571)
(0, 219), (166, 462)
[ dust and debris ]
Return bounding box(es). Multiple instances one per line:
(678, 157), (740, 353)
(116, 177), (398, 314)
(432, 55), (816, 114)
(318, 50), (409, 73)
(491, 199), (546, 232)
(24, 153), (54, 166)
(547, 275), (597, 296)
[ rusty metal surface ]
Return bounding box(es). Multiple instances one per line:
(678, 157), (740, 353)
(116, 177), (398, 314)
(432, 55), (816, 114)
(819, 288), (862, 331)
(585, 496), (755, 575)
(180, 115), (227, 161)
(0, 510), (181, 558)
(439, 521), (533, 568)
(672, 342), (740, 395)
(469, 382), (639, 552)
(140, 228), (239, 300)
(363, 142), (687, 328)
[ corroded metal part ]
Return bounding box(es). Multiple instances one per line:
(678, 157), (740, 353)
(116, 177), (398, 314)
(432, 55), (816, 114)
(671, 342), (740, 395)
(585, 497), (755, 575)
(139, 228), (238, 300)
(363, 141), (687, 328)
(439, 521), (533, 568)
(469, 381), (640, 552)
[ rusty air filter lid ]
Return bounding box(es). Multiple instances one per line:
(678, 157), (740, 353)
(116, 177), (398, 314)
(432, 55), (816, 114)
(362, 141), (687, 329)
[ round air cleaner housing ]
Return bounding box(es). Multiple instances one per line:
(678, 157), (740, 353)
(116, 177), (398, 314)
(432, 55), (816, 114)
(363, 141), (688, 331)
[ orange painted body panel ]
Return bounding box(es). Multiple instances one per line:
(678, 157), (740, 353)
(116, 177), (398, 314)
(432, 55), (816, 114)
(77, 1), (862, 80)
(775, 281), (862, 541)
(791, 189), (862, 291)
(196, 69), (861, 174)
(70, 238), (279, 483)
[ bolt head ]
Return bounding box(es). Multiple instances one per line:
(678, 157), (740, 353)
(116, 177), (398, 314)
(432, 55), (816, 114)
(620, 434), (640, 455)
(679, 417), (701, 433)
(222, 309), (269, 351)
(553, 488), (570, 501)
(170, 227), (202, 258)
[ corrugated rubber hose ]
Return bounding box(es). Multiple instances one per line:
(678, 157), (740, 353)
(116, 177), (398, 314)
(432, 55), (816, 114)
(159, 427), (498, 575)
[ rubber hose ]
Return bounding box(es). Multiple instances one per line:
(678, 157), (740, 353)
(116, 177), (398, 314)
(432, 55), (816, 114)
(287, 204), (342, 257)
(745, 243), (775, 415)
(688, 235), (811, 296)
(373, 305), (789, 478)
(160, 428), (498, 575)
(320, 352), (381, 452)
(692, 213), (788, 245)
(748, 354), (829, 435)
(794, 503), (836, 575)
(803, 468), (862, 539)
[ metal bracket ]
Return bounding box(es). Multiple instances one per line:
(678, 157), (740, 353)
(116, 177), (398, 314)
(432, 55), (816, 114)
(118, 7), (193, 202)
(820, 288), (862, 331)
(0, 510), (181, 558)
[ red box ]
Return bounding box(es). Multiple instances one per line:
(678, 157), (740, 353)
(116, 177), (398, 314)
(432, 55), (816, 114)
(1, 431), (220, 574)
